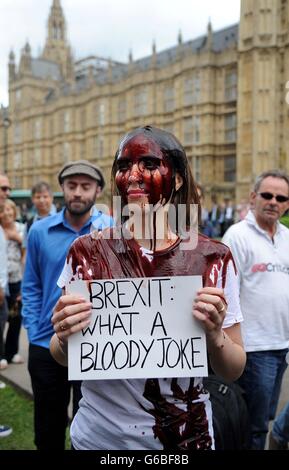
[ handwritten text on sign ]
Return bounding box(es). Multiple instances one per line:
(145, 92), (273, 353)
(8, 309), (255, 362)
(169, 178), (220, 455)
(67, 276), (207, 380)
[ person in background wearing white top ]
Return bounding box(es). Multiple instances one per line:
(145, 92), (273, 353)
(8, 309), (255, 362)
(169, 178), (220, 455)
(0, 176), (9, 371)
(0, 221), (7, 370)
(0, 173), (13, 438)
(49, 126), (246, 450)
(0, 199), (25, 365)
(222, 169), (289, 450)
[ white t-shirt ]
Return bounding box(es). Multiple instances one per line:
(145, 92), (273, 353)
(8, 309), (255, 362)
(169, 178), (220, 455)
(0, 226), (7, 290)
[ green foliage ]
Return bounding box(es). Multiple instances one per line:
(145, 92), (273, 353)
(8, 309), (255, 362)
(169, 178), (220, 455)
(0, 382), (35, 450)
(280, 213), (289, 229)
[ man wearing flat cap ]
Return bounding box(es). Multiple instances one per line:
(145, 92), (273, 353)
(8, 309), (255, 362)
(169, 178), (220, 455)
(22, 160), (112, 450)
(58, 160), (105, 190)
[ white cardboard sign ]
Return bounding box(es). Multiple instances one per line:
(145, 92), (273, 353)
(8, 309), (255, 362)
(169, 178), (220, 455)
(67, 276), (208, 380)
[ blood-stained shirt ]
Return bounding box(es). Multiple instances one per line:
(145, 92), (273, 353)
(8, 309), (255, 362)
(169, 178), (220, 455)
(58, 228), (242, 450)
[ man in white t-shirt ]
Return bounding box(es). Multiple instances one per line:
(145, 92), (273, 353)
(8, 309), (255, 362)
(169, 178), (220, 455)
(0, 173), (10, 369)
(223, 169), (289, 450)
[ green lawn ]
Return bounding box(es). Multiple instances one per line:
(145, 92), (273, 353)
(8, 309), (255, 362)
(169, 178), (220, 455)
(0, 381), (72, 450)
(0, 382), (35, 450)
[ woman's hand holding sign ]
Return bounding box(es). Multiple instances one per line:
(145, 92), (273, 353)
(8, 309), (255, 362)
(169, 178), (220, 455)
(52, 294), (92, 340)
(193, 286), (244, 381)
(193, 286), (227, 343)
(50, 294), (92, 365)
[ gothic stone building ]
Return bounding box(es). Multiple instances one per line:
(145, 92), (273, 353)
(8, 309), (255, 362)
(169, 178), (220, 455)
(1, 0), (289, 204)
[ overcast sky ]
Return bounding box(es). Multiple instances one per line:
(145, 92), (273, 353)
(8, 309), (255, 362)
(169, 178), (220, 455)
(0, 0), (241, 107)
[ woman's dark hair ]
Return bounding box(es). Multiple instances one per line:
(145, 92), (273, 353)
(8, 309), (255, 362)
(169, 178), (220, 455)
(111, 125), (200, 227)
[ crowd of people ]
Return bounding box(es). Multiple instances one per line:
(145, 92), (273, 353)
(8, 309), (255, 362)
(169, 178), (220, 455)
(197, 187), (250, 239)
(0, 126), (289, 450)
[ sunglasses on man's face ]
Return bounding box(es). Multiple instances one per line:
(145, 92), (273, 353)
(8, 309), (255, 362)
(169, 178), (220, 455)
(258, 192), (289, 203)
(0, 186), (11, 192)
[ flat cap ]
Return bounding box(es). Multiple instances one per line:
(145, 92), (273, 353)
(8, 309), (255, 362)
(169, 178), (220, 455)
(58, 160), (105, 189)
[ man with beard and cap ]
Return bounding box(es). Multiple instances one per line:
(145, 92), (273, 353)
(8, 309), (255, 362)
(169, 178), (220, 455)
(22, 160), (112, 450)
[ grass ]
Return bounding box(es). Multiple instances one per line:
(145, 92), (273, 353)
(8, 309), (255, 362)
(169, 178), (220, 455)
(0, 380), (72, 450)
(0, 381), (35, 450)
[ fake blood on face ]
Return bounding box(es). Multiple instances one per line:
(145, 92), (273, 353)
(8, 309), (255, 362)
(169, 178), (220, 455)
(115, 134), (173, 206)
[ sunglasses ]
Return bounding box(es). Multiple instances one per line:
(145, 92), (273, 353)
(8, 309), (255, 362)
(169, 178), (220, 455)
(258, 192), (289, 203)
(0, 186), (11, 192)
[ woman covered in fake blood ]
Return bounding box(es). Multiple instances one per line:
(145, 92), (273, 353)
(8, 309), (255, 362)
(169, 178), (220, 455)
(50, 126), (246, 450)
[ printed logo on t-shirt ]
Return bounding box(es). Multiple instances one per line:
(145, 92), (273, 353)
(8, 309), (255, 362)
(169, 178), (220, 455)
(251, 263), (289, 274)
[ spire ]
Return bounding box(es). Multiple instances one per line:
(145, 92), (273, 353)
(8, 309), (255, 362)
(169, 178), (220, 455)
(177, 30), (183, 60)
(42, 0), (74, 80)
(128, 49), (133, 63)
(9, 49), (15, 63)
(206, 18), (213, 50)
(128, 49), (134, 74)
(207, 18), (212, 34)
(47, 0), (66, 43)
(8, 49), (16, 82)
(151, 40), (157, 68)
(24, 41), (31, 55)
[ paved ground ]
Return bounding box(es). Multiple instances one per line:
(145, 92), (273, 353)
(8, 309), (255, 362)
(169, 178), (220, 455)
(0, 327), (31, 397)
(0, 326), (288, 448)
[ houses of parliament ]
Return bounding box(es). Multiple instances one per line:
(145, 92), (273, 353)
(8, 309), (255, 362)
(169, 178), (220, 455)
(1, 0), (289, 204)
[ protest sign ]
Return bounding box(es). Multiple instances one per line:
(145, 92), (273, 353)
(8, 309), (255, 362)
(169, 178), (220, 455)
(67, 275), (208, 380)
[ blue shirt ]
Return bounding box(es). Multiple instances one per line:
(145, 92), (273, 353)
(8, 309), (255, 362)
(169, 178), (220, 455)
(21, 208), (113, 348)
(22, 204), (57, 249)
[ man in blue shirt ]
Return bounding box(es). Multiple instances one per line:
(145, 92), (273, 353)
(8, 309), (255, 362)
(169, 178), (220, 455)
(22, 160), (112, 450)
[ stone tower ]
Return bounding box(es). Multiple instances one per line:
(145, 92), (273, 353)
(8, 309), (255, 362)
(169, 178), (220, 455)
(42, 0), (73, 80)
(237, 0), (289, 200)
